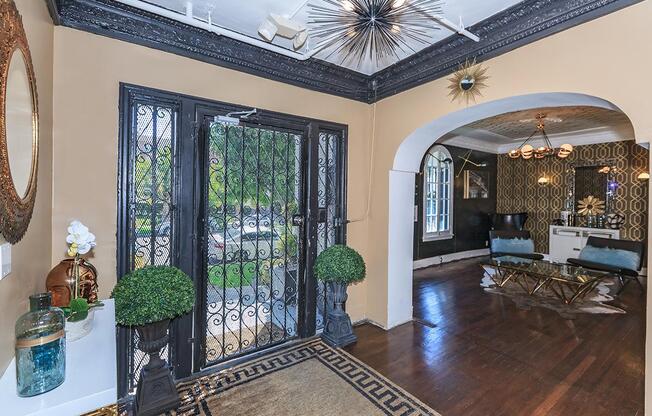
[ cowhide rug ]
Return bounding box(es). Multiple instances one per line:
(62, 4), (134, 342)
(481, 266), (626, 319)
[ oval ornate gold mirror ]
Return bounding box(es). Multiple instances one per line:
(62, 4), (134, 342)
(0, 0), (39, 243)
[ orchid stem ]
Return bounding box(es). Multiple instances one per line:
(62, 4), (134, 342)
(74, 254), (80, 299)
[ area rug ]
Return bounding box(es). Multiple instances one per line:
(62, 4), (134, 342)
(169, 339), (440, 416)
(481, 268), (625, 318)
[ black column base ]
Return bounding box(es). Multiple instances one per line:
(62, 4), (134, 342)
(135, 363), (180, 416)
(321, 281), (357, 348)
(322, 312), (357, 348)
(134, 320), (180, 416)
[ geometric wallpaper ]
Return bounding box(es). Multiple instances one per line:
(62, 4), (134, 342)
(497, 140), (649, 253)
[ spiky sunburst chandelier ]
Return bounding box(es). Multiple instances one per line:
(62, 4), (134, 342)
(308, 0), (443, 67)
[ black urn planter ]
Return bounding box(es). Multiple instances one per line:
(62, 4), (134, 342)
(134, 319), (180, 416)
(322, 281), (357, 348)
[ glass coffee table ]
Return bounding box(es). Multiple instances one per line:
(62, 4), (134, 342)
(482, 255), (613, 305)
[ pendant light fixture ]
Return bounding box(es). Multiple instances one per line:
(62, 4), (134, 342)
(508, 114), (573, 160)
(307, 0), (444, 68)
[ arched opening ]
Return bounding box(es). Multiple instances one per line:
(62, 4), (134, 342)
(387, 92), (636, 328)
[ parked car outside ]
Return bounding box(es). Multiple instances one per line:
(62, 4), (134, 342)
(207, 225), (285, 264)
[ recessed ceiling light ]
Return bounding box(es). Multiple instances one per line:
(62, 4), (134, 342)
(393, 0), (407, 8)
(342, 0), (355, 11)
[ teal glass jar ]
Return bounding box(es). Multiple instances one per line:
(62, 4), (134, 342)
(15, 293), (66, 397)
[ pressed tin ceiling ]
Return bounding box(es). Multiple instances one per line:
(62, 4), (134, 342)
(440, 106), (635, 153)
(47, 0), (642, 103)
(462, 106), (633, 141)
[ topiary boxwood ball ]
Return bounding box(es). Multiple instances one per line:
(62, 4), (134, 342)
(314, 244), (366, 285)
(111, 265), (195, 326)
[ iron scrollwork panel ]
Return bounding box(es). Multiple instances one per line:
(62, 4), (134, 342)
(203, 122), (302, 366)
(123, 101), (177, 393)
(316, 130), (344, 331)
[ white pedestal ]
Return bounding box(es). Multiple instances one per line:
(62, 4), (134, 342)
(0, 300), (117, 416)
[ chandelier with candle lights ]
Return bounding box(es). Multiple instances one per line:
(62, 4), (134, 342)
(508, 114), (573, 160)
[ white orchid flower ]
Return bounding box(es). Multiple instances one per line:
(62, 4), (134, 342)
(66, 220), (96, 256)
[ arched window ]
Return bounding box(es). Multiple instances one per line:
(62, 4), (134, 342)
(423, 145), (453, 241)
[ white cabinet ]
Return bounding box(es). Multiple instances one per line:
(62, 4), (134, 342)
(548, 225), (620, 263)
(0, 300), (116, 416)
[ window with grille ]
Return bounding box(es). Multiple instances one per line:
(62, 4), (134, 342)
(315, 130), (345, 331)
(423, 145), (453, 241)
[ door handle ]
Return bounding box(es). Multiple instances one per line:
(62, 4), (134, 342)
(292, 215), (304, 226)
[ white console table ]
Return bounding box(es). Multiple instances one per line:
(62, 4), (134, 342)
(0, 300), (117, 416)
(549, 225), (620, 263)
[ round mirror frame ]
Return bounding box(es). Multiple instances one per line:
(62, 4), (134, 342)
(0, 0), (39, 244)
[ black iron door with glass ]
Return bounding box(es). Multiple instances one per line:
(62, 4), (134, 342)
(199, 119), (305, 366)
(117, 84), (347, 396)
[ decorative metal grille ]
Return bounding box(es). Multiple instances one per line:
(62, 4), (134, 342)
(202, 122), (302, 365)
(124, 102), (177, 392)
(316, 131), (342, 330)
(118, 86), (348, 394)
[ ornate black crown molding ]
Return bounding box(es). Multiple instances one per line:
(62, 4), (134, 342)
(47, 0), (639, 104)
(371, 0), (642, 101)
(49, 0), (372, 102)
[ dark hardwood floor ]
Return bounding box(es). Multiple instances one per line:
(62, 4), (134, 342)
(345, 257), (645, 416)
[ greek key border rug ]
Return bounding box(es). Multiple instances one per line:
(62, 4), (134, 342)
(169, 339), (440, 416)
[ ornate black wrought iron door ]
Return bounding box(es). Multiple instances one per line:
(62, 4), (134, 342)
(316, 130), (346, 330)
(199, 119), (306, 367)
(117, 92), (179, 397)
(118, 84), (347, 396)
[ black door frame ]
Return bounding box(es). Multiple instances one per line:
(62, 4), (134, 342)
(194, 105), (313, 371)
(117, 83), (347, 396)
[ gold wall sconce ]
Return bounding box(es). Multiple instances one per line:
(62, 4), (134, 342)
(637, 172), (650, 180)
(537, 175), (550, 186)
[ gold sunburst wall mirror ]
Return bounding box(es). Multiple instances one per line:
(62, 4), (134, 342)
(577, 196), (605, 216)
(447, 59), (489, 105)
(0, 0), (39, 244)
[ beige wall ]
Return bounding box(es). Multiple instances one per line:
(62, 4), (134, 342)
(365, 1), (652, 327)
(0, 0), (54, 375)
(51, 27), (372, 322)
(16, 0), (652, 404)
(50, 0), (652, 330)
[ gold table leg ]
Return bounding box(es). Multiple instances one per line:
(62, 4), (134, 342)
(486, 264), (604, 306)
(489, 266), (521, 287)
(548, 280), (601, 305)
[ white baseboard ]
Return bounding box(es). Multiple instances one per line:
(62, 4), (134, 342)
(353, 318), (393, 330)
(413, 248), (490, 270)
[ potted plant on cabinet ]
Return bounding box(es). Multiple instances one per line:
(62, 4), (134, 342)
(111, 266), (195, 416)
(314, 244), (366, 347)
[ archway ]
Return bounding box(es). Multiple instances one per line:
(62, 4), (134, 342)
(386, 92), (629, 328)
